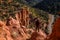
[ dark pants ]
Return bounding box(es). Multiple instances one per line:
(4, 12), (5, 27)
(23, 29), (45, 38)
(36, 25), (40, 32)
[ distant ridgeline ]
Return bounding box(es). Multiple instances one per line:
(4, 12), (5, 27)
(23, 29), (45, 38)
(32, 0), (60, 16)
(16, 0), (60, 16)
(0, 0), (49, 21)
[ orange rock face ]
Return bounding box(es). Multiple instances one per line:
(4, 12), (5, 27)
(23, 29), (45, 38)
(0, 17), (32, 40)
(0, 18), (47, 40)
(28, 30), (47, 40)
(46, 17), (60, 40)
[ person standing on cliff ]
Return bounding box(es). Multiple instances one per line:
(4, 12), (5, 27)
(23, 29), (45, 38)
(34, 17), (41, 32)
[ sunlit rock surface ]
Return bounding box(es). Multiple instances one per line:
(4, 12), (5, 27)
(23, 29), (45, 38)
(0, 18), (47, 40)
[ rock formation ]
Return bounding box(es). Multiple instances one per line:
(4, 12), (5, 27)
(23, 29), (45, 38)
(46, 17), (60, 40)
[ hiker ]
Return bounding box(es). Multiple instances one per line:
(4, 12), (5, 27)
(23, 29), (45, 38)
(34, 17), (41, 32)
